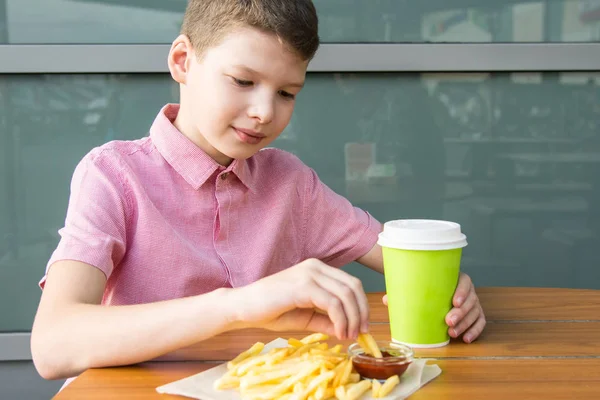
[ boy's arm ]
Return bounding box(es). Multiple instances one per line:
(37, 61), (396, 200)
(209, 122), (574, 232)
(31, 260), (242, 380)
(356, 243), (384, 274)
(31, 258), (370, 380)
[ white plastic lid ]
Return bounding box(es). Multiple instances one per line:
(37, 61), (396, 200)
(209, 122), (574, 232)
(377, 219), (468, 251)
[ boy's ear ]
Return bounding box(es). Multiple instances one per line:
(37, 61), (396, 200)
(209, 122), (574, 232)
(168, 34), (194, 85)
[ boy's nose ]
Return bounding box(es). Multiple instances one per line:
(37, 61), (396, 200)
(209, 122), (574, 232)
(247, 96), (274, 125)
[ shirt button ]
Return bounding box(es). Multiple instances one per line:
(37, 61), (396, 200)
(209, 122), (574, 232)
(221, 172), (229, 180)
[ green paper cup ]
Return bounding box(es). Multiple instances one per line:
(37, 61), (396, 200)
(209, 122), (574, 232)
(378, 219), (467, 348)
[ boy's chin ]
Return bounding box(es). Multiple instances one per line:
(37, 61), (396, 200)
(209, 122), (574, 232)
(222, 147), (261, 161)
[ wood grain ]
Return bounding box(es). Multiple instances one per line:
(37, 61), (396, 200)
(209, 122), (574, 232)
(55, 359), (600, 400)
(367, 288), (600, 323)
(154, 321), (600, 362)
(476, 287), (600, 322)
(54, 362), (213, 400)
(53, 288), (600, 400)
(412, 359), (600, 400)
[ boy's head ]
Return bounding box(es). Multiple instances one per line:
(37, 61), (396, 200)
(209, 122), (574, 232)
(181, 0), (320, 62)
(167, 0), (320, 167)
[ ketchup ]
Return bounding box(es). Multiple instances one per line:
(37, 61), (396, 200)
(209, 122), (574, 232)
(351, 350), (411, 380)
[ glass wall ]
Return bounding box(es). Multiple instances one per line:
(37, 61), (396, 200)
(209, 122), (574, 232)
(3, 0), (600, 43)
(2, 72), (600, 331)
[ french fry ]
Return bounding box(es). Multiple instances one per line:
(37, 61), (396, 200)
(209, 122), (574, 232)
(322, 387), (335, 399)
(290, 369), (335, 400)
(334, 385), (346, 400)
(330, 344), (343, 354)
(293, 381), (305, 394)
(261, 362), (322, 399)
(217, 333), (370, 400)
(345, 380), (372, 400)
(244, 358), (304, 375)
(308, 350), (346, 366)
(331, 359), (349, 388)
(310, 348), (345, 358)
(235, 348), (288, 375)
(357, 333), (383, 358)
(240, 363), (307, 390)
(313, 384), (324, 399)
(227, 342), (265, 369)
(292, 343), (321, 357)
(356, 335), (369, 354)
(339, 358), (353, 386)
(213, 374), (240, 390)
(371, 379), (381, 398)
(300, 333), (329, 344)
(378, 375), (400, 397)
(237, 383), (280, 396)
(314, 382), (328, 400)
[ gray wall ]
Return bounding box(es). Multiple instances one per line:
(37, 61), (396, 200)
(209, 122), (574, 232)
(0, 363), (63, 400)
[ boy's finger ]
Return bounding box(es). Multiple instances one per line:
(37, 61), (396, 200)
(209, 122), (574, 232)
(463, 311), (486, 343)
(446, 288), (478, 327)
(382, 294), (388, 306)
(304, 284), (348, 341)
(315, 275), (361, 340)
(449, 303), (480, 338)
(453, 273), (473, 307)
(319, 266), (370, 335)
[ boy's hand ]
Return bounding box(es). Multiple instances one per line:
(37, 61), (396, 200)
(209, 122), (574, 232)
(233, 259), (369, 341)
(381, 272), (486, 343)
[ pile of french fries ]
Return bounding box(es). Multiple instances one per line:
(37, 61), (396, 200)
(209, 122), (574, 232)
(214, 333), (400, 400)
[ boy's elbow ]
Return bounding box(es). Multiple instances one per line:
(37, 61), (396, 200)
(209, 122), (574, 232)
(32, 355), (62, 381)
(31, 339), (63, 380)
(31, 341), (60, 380)
(31, 330), (84, 380)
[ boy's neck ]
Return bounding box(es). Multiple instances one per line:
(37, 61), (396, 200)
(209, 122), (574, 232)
(173, 104), (234, 167)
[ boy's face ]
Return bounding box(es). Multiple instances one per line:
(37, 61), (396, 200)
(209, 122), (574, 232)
(170, 26), (309, 166)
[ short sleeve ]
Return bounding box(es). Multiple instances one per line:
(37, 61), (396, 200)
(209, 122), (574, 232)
(39, 149), (129, 288)
(302, 168), (382, 267)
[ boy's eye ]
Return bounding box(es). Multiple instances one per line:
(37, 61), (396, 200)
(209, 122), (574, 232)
(232, 77), (253, 87)
(279, 90), (296, 100)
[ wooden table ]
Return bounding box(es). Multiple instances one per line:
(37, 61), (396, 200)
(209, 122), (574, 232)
(55, 287), (600, 399)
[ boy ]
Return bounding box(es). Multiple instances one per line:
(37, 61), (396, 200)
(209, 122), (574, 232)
(31, 0), (486, 382)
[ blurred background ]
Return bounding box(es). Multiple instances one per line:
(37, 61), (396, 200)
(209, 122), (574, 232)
(1, 0), (599, 398)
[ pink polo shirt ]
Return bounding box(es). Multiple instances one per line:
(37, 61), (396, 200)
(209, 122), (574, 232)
(41, 104), (381, 305)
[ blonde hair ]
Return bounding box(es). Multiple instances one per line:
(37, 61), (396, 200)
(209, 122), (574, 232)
(181, 0), (320, 61)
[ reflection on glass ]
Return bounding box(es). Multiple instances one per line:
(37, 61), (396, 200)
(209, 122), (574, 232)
(1, 72), (600, 331)
(2, 0), (600, 43)
(5, 0), (184, 44)
(0, 74), (178, 331)
(291, 71), (600, 295)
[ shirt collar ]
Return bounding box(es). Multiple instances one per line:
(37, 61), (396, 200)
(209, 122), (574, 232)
(150, 104), (253, 191)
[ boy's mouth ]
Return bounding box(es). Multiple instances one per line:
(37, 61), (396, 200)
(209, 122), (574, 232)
(233, 127), (266, 145)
